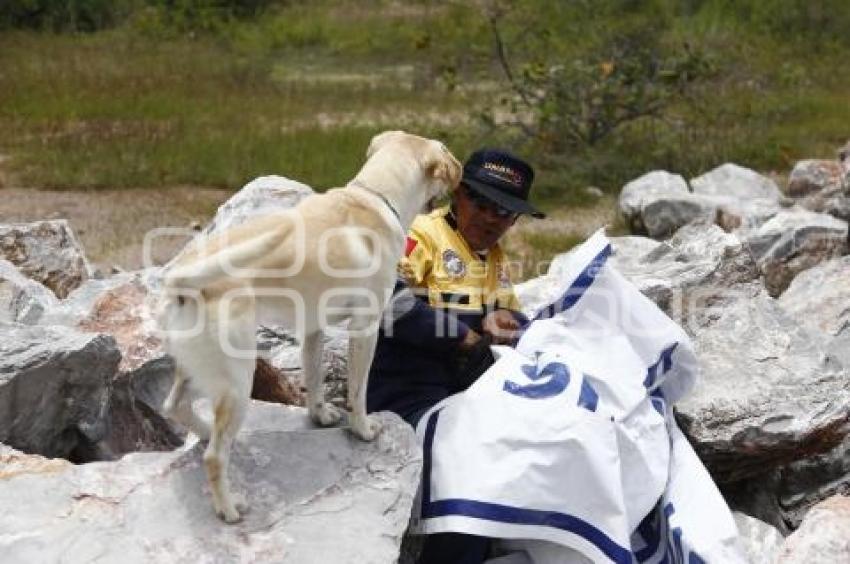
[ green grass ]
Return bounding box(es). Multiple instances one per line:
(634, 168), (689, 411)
(1, 1), (849, 197)
(0, 24), (474, 190)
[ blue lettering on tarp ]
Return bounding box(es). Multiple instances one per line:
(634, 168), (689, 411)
(578, 375), (599, 412)
(503, 360), (601, 412)
(503, 361), (570, 399)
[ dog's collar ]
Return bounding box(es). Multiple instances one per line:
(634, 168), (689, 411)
(349, 180), (402, 226)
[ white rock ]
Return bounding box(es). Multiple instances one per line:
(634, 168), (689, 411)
(675, 284), (850, 483)
(733, 512), (784, 564)
(0, 404), (421, 564)
(617, 170), (690, 234)
(691, 163), (782, 201)
(743, 208), (848, 296)
(787, 159), (845, 197)
(609, 223), (759, 313)
(776, 495), (850, 563)
(779, 256), (850, 337)
(691, 163), (783, 231)
(778, 255), (850, 366)
(0, 258), (58, 324)
(203, 175), (314, 236)
(0, 219), (92, 298)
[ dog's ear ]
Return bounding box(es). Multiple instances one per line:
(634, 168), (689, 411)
(367, 130), (407, 159)
(840, 143), (849, 162)
(426, 144), (462, 188)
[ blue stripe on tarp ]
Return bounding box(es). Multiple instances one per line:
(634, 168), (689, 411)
(635, 502), (707, 564)
(644, 343), (679, 390)
(421, 408), (442, 506)
(635, 505), (662, 562)
(530, 243), (612, 324)
(424, 498), (633, 564)
(420, 409), (632, 564)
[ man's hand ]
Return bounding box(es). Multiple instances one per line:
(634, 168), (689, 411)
(482, 309), (521, 345)
(458, 328), (482, 352)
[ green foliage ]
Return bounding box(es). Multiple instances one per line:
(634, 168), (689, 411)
(0, 0), (139, 32)
(0, 29), (470, 189)
(1, 0), (849, 199)
(689, 0), (850, 48)
(0, 0), (279, 33)
(481, 0), (713, 151)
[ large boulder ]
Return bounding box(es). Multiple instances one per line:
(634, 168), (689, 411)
(674, 284), (850, 483)
(618, 165), (786, 240)
(162, 175), (314, 272)
(776, 495), (850, 563)
(37, 269), (182, 458)
(691, 163), (782, 202)
(0, 405), (422, 564)
(39, 270), (143, 327)
(517, 223), (759, 318)
(742, 208), (847, 296)
(202, 175), (314, 236)
(640, 194), (718, 239)
(609, 222), (759, 314)
(617, 171), (698, 236)
(75, 271), (183, 457)
(786, 160), (845, 197)
(0, 219), (91, 298)
(690, 163), (783, 231)
(778, 255), (850, 367)
(0, 322), (120, 460)
(0, 258), (57, 324)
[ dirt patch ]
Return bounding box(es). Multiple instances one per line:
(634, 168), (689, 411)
(0, 186), (230, 273)
(0, 184), (618, 281)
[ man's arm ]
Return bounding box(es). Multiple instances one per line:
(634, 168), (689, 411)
(381, 279), (479, 354)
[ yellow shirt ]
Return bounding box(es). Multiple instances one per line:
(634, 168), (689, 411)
(398, 207), (522, 313)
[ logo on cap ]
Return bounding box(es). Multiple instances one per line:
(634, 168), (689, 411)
(483, 162), (524, 188)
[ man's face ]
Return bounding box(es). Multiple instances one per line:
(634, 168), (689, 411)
(454, 184), (518, 252)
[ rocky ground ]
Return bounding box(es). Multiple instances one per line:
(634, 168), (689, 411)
(2, 141), (850, 562)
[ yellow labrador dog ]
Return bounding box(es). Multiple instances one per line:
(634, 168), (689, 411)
(156, 131), (460, 522)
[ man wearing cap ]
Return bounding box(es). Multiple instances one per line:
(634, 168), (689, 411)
(367, 149), (544, 564)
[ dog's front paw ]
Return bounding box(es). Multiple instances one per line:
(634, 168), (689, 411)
(309, 402), (342, 427)
(216, 505), (242, 524)
(351, 415), (382, 441)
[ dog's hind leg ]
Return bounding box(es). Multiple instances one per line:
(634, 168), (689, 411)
(304, 330), (342, 427)
(162, 368), (187, 415)
(163, 367), (211, 441)
(347, 331), (381, 441)
(204, 388), (248, 523)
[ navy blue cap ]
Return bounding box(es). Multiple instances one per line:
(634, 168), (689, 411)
(461, 148), (544, 218)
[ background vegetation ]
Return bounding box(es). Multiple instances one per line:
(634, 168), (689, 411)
(1, 0), (848, 210)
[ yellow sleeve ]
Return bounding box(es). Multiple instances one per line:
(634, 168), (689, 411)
(397, 225), (434, 287)
(498, 285), (523, 312)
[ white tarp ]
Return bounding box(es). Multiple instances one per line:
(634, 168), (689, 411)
(411, 230), (745, 563)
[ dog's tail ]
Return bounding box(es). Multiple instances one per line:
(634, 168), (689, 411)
(164, 227), (287, 292)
